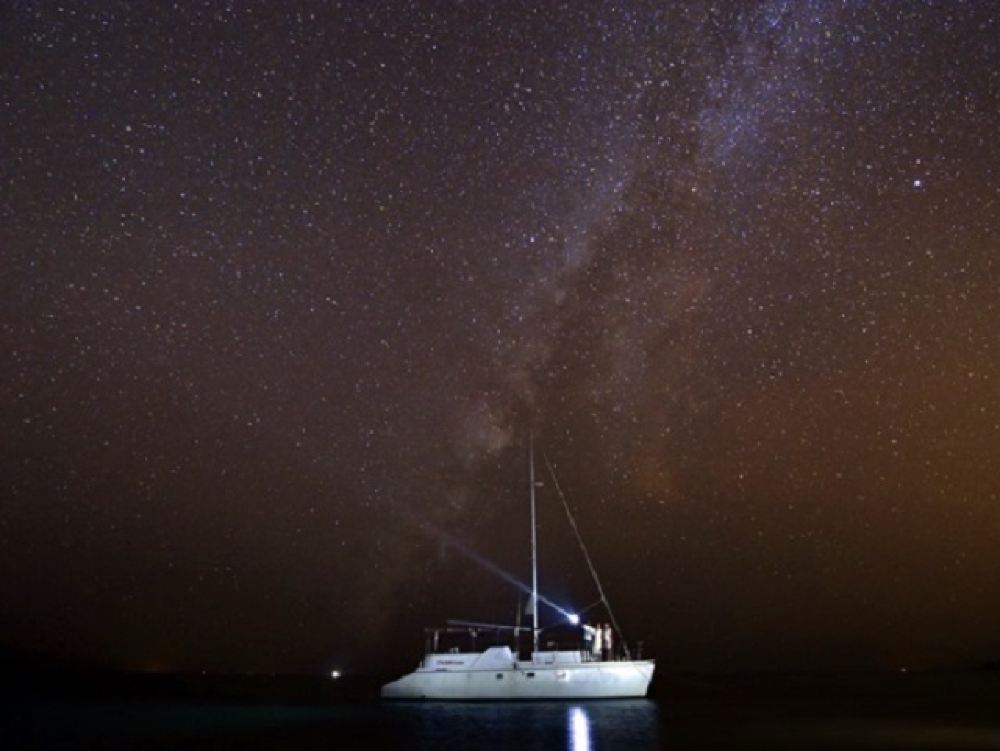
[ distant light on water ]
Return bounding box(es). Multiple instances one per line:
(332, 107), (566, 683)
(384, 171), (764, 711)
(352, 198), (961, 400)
(330, 669), (342, 679)
(568, 706), (592, 751)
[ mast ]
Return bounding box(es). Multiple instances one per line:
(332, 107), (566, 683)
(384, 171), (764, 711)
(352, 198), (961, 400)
(529, 431), (539, 656)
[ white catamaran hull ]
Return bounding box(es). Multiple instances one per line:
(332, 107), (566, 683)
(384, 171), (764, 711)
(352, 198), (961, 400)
(381, 660), (655, 700)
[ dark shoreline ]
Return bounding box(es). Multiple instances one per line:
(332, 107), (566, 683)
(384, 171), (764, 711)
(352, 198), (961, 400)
(5, 655), (1000, 708)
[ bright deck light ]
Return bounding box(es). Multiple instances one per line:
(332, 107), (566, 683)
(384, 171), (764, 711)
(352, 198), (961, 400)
(567, 613), (580, 625)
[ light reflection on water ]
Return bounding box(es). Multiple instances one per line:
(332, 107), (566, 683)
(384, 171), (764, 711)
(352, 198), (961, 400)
(568, 705), (592, 751)
(4, 697), (663, 749)
(394, 699), (659, 750)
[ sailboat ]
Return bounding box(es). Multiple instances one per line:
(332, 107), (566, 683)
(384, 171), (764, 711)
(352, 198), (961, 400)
(381, 436), (655, 700)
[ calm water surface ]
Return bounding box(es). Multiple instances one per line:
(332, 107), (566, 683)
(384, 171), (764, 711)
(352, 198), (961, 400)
(7, 673), (1000, 749)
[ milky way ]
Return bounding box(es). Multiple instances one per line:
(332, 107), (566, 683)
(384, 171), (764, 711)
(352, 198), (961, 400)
(3, 1), (999, 674)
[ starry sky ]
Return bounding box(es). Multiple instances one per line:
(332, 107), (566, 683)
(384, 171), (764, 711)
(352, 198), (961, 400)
(3, 1), (999, 676)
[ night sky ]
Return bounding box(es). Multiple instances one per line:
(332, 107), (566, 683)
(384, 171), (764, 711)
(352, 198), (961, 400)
(3, 1), (999, 677)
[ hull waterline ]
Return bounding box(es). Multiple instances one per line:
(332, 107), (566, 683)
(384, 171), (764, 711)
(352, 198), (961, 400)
(381, 658), (655, 700)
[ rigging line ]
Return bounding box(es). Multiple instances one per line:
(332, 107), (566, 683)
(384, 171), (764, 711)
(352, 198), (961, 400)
(542, 451), (633, 660)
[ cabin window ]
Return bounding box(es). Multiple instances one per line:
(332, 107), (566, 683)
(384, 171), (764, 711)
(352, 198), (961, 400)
(496, 673), (503, 680)
(526, 672), (535, 678)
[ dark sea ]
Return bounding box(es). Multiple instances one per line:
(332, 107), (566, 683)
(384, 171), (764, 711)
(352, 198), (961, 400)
(4, 671), (1000, 749)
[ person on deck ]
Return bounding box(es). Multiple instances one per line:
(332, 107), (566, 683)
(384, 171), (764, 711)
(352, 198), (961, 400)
(592, 623), (603, 661)
(604, 624), (614, 661)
